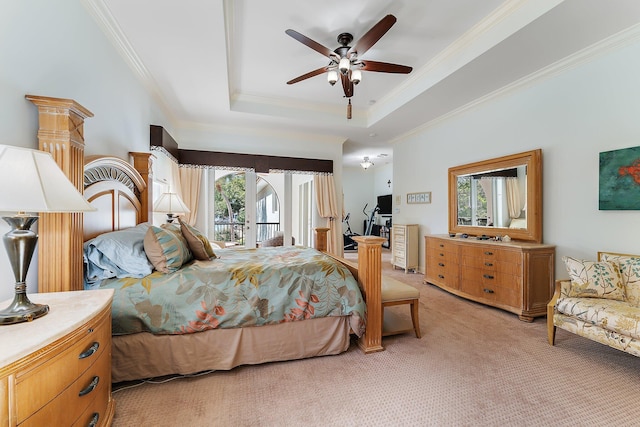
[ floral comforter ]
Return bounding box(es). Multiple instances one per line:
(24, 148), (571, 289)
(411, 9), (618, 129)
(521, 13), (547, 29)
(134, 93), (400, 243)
(99, 246), (366, 336)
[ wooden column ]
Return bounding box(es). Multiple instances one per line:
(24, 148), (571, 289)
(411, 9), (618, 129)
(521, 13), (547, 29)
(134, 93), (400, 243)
(26, 95), (93, 293)
(313, 227), (330, 252)
(129, 152), (154, 223)
(353, 236), (386, 354)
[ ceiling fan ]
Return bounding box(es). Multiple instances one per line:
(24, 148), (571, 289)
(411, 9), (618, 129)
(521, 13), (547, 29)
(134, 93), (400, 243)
(285, 14), (412, 118)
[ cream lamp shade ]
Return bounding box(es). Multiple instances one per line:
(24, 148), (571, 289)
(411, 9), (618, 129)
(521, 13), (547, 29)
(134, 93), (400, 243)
(0, 145), (96, 213)
(153, 192), (190, 215)
(0, 144), (96, 325)
(153, 192), (190, 224)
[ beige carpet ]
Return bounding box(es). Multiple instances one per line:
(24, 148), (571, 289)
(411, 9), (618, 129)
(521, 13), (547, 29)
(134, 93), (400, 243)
(111, 250), (640, 426)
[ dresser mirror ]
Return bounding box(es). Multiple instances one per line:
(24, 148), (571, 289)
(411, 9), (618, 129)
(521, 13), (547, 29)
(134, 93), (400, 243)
(448, 149), (542, 243)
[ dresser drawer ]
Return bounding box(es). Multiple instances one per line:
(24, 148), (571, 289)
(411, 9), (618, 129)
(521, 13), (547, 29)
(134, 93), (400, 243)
(461, 246), (522, 264)
(393, 226), (406, 238)
(426, 238), (460, 255)
(21, 345), (110, 427)
(15, 309), (110, 424)
(426, 256), (459, 286)
(460, 278), (521, 308)
(461, 267), (522, 288)
(461, 255), (522, 276)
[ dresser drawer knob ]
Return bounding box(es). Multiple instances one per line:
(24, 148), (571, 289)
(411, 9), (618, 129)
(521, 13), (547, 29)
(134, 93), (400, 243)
(484, 251), (493, 255)
(79, 342), (100, 359)
(483, 274), (494, 279)
(88, 413), (100, 427)
(438, 274), (445, 279)
(483, 288), (495, 294)
(484, 262), (493, 267)
(79, 376), (100, 397)
(439, 253), (444, 257)
(439, 244), (444, 248)
(438, 262), (445, 267)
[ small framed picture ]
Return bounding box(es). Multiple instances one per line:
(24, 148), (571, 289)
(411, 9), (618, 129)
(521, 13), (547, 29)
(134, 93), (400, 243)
(407, 192), (431, 204)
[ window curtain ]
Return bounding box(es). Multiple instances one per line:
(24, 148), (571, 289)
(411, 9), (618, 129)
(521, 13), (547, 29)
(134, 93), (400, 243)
(313, 174), (341, 257)
(180, 166), (202, 225)
(506, 178), (521, 219)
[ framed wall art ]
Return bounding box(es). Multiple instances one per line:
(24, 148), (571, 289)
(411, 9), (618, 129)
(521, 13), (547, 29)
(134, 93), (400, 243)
(407, 192), (431, 204)
(599, 145), (640, 210)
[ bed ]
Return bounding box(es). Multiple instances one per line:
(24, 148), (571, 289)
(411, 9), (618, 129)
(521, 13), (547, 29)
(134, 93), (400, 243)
(80, 155), (385, 382)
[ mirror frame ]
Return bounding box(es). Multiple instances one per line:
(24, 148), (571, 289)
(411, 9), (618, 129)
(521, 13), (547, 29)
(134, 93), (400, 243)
(448, 149), (542, 243)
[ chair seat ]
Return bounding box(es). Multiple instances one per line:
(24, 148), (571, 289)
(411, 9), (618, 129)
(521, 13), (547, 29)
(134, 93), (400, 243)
(381, 276), (421, 339)
(382, 276), (419, 302)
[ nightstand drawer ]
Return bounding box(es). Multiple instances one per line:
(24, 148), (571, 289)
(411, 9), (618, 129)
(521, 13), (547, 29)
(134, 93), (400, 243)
(15, 306), (110, 424)
(21, 345), (110, 427)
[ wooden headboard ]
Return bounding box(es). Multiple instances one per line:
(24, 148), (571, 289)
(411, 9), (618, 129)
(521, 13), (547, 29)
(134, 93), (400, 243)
(83, 155), (151, 241)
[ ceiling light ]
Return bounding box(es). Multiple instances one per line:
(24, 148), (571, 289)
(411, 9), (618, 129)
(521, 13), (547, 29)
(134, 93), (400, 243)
(327, 69), (338, 86)
(339, 57), (350, 74)
(350, 69), (362, 85)
(360, 156), (374, 170)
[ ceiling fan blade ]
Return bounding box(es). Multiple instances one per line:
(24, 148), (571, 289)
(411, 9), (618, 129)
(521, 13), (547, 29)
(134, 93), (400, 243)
(348, 14), (396, 57)
(285, 29), (337, 59)
(360, 60), (412, 74)
(287, 66), (329, 85)
(341, 73), (354, 98)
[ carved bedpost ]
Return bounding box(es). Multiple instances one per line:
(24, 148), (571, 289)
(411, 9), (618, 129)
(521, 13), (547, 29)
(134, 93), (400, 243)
(130, 152), (153, 223)
(353, 236), (386, 353)
(314, 227), (329, 252)
(26, 95), (93, 293)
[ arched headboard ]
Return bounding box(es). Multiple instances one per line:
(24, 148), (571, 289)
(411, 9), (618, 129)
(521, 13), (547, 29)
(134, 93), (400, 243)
(83, 155), (149, 241)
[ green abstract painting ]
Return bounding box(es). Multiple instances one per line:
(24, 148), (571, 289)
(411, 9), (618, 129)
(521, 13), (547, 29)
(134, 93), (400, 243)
(599, 145), (640, 210)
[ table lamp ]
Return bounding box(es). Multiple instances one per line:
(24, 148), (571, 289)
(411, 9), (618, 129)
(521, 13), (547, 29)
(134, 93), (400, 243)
(0, 144), (96, 325)
(153, 192), (190, 223)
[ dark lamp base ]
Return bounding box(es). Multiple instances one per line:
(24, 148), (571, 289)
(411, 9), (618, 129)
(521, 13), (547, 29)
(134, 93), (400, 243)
(0, 292), (49, 325)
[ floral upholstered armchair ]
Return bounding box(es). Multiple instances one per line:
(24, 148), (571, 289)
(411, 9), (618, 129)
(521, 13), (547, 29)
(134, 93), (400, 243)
(547, 252), (640, 357)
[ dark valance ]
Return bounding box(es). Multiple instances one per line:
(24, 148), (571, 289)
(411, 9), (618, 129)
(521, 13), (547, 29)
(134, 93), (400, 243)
(150, 125), (333, 173)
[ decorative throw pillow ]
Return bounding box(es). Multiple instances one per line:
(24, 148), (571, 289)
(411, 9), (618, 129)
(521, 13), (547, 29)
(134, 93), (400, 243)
(179, 218), (217, 260)
(144, 225), (192, 273)
(600, 254), (640, 307)
(562, 256), (626, 301)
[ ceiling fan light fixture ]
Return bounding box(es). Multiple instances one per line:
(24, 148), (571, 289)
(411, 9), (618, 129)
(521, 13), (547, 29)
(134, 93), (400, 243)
(339, 57), (350, 74)
(350, 69), (362, 85)
(360, 156), (373, 170)
(327, 69), (338, 86)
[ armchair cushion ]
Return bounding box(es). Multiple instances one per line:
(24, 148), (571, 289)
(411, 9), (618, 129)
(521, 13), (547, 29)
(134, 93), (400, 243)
(600, 254), (640, 307)
(562, 256), (626, 301)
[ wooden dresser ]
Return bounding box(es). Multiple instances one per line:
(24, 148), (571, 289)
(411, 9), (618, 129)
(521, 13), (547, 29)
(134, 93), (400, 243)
(0, 289), (115, 426)
(425, 235), (554, 321)
(391, 224), (419, 273)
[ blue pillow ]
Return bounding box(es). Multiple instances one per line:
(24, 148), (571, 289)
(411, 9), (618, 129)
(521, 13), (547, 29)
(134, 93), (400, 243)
(84, 223), (153, 286)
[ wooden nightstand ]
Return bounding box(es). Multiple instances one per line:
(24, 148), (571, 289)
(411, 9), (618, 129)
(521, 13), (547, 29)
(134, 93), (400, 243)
(0, 289), (115, 426)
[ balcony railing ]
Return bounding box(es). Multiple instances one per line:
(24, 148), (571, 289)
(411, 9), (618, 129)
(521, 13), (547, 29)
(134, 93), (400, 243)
(213, 221), (280, 245)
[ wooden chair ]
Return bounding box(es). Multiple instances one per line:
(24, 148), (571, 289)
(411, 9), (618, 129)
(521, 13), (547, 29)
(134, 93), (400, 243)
(381, 276), (421, 338)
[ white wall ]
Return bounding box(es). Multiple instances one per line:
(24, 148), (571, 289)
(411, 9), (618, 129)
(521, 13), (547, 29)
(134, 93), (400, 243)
(342, 163), (393, 236)
(393, 36), (640, 277)
(0, 0), (171, 301)
(342, 167), (375, 235)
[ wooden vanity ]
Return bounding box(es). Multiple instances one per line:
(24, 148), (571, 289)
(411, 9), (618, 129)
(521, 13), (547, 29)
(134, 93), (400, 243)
(430, 149), (555, 321)
(425, 235), (554, 321)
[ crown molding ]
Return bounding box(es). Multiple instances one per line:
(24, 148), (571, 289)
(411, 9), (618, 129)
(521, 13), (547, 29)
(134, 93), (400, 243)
(81, 0), (177, 125)
(370, 0), (564, 123)
(389, 22), (640, 145)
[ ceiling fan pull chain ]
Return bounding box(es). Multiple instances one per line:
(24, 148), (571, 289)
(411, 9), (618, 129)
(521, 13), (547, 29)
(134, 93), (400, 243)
(347, 99), (352, 120)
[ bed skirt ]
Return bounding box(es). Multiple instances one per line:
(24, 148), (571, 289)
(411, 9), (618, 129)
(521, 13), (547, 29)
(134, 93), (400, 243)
(111, 316), (351, 382)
